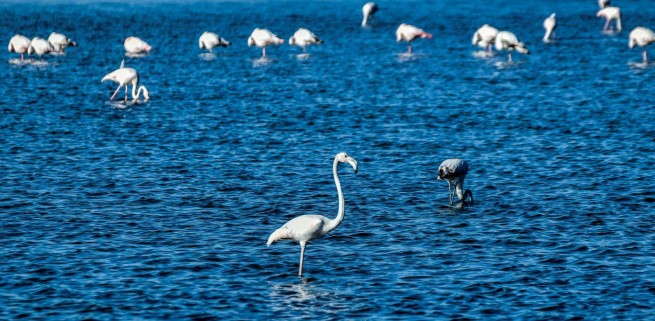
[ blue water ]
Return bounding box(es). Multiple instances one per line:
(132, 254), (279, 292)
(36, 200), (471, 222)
(1, 0), (654, 319)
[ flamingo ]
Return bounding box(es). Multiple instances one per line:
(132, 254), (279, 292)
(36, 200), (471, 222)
(597, 7), (621, 32)
(101, 60), (150, 103)
(472, 24), (499, 54)
(289, 28), (324, 53)
(48, 32), (77, 53)
(361, 2), (378, 27)
(543, 13), (557, 42)
(629, 27), (655, 63)
(247, 28), (284, 58)
(396, 23), (432, 54)
(28, 37), (54, 58)
(494, 31), (529, 62)
(8, 34), (31, 61)
(599, 0), (610, 9)
(267, 152), (358, 277)
(124, 36), (152, 55)
(199, 31), (230, 53)
(438, 158), (473, 205)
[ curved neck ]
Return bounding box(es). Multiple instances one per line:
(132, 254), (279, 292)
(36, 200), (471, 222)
(327, 157), (344, 232)
(132, 85), (145, 101)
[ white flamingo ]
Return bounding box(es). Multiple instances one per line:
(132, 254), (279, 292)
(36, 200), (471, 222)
(199, 32), (230, 53)
(629, 27), (655, 63)
(438, 158), (473, 205)
(48, 32), (77, 53)
(472, 24), (499, 54)
(289, 28), (324, 53)
(267, 152), (358, 277)
(598, 0), (610, 9)
(396, 23), (432, 54)
(28, 37), (54, 58)
(124, 36), (152, 55)
(247, 28), (284, 58)
(8, 34), (31, 61)
(101, 60), (150, 102)
(597, 7), (621, 32)
(494, 31), (529, 62)
(543, 13), (557, 42)
(361, 2), (378, 27)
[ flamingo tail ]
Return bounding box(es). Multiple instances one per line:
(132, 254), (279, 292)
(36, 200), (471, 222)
(267, 227), (291, 246)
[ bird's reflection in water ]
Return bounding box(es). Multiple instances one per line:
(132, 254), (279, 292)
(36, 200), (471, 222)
(200, 53), (216, 61)
(270, 278), (318, 306)
(253, 57), (273, 67)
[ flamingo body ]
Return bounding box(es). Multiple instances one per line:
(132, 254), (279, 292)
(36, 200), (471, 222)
(396, 23), (432, 54)
(438, 158), (473, 205)
(248, 28), (284, 58)
(199, 32), (230, 53)
(543, 13), (557, 42)
(472, 24), (499, 54)
(494, 31), (529, 62)
(289, 28), (323, 53)
(48, 32), (77, 53)
(597, 7), (621, 32)
(101, 62), (149, 102)
(361, 2), (378, 27)
(267, 152), (358, 277)
(28, 37), (53, 57)
(8, 34), (31, 61)
(629, 27), (655, 63)
(124, 36), (152, 54)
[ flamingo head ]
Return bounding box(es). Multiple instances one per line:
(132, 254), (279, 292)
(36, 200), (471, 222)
(336, 152), (358, 174)
(289, 36), (296, 46)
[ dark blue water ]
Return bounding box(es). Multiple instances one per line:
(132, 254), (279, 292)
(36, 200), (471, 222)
(1, 0), (654, 319)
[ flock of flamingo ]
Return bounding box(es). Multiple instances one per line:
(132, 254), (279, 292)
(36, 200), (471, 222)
(5, 0), (654, 277)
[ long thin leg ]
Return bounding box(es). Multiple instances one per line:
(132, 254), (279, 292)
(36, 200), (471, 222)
(298, 242), (306, 276)
(109, 84), (122, 101)
(408, 42), (412, 54)
(603, 19), (609, 32)
(124, 85), (129, 102)
(262, 47), (266, 58)
(488, 43), (493, 55)
(508, 52), (512, 62)
(447, 181), (454, 205)
(643, 50), (648, 63)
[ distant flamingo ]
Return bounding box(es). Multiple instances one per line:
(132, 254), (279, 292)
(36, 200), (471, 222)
(361, 2), (378, 27)
(472, 24), (499, 54)
(494, 31), (529, 62)
(289, 28), (324, 53)
(199, 32), (230, 53)
(597, 7), (621, 32)
(248, 28), (284, 58)
(396, 23), (432, 54)
(124, 36), (152, 55)
(101, 60), (150, 102)
(48, 32), (77, 53)
(8, 34), (31, 61)
(598, 0), (610, 9)
(629, 27), (655, 63)
(267, 152), (358, 277)
(28, 37), (54, 58)
(438, 158), (473, 205)
(543, 13), (557, 42)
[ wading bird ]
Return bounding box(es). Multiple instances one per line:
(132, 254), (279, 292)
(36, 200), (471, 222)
(597, 6), (621, 33)
(361, 2), (378, 27)
(543, 13), (557, 42)
(396, 23), (432, 54)
(267, 152), (358, 277)
(438, 158), (473, 205)
(101, 60), (150, 103)
(8, 34), (31, 61)
(629, 27), (655, 63)
(28, 37), (54, 58)
(48, 32), (77, 53)
(247, 28), (284, 58)
(289, 28), (324, 53)
(124, 36), (152, 55)
(199, 32), (230, 53)
(494, 31), (529, 62)
(472, 24), (499, 54)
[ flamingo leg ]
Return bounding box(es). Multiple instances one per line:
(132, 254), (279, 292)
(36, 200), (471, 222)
(643, 50), (648, 63)
(447, 180), (454, 205)
(298, 242), (306, 276)
(408, 42), (412, 54)
(262, 47), (266, 58)
(603, 19), (610, 32)
(124, 85), (129, 102)
(109, 84), (123, 101)
(488, 44), (493, 55)
(508, 52), (512, 62)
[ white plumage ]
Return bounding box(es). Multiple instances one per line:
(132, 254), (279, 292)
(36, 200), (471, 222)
(101, 60), (150, 103)
(124, 36), (152, 54)
(247, 28), (284, 58)
(597, 7), (621, 33)
(598, 0), (610, 9)
(267, 152), (358, 277)
(48, 32), (77, 53)
(199, 32), (230, 53)
(438, 158), (473, 205)
(543, 13), (557, 42)
(629, 27), (655, 63)
(472, 24), (499, 54)
(28, 37), (53, 57)
(494, 31), (529, 62)
(361, 2), (378, 27)
(289, 28), (323, 53)
(8, 34), (31, 61)
(395, 23), (432, 54)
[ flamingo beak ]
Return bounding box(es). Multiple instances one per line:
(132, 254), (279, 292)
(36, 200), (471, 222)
(347, 157), (358, 174)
